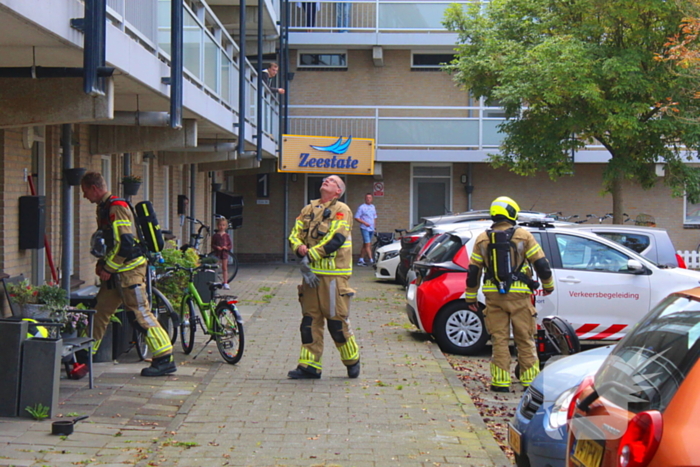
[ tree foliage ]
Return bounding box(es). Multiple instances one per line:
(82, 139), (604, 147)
(444, 0), (700, 215)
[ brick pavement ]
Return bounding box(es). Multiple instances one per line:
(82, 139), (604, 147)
(0, 264), (511, 467)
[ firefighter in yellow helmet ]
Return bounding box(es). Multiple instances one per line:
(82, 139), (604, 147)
(465, 196), (554, 392)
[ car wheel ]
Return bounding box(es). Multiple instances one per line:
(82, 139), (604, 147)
(433, 302), (489, 355)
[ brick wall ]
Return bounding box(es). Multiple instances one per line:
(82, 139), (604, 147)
(289, 49), (470, 107)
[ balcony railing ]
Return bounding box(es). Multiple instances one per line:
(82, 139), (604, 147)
(288, 105), (506, 148)
(289, 0), (471, 33)
(106, 0), (280, 141)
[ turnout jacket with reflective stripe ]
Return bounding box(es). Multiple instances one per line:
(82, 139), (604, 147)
(289, 198), (353, 275)
(466, 221), (553, 301)
(96, 192), (146, 275)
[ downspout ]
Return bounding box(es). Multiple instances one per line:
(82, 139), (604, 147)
(256, 0), (263, 162)
(282, 0), (291, 263)
(61, 124), (74, 293)
(170, 0), (183, 129)
(189, 165), (196, 243)
(124, 154), (132, 202)
(237, 0), (247, 157)
(83, 0), (107, 96)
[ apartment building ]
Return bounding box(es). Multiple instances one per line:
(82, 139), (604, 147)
(230, 0), (700, 260)
(0, 0), (283, 303)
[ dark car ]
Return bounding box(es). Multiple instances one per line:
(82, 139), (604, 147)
(396, 210), (552, 286)
(395, 210), (492, 286)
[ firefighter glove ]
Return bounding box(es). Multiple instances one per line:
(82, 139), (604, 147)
(300, 255), (320, 288)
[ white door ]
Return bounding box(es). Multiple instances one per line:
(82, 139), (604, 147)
(550, 233), (651, 341)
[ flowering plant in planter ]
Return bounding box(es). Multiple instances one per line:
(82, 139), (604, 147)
(6, 279), (70, 321)
(122, 175), (142, 184)
(61, 311), (90, 335)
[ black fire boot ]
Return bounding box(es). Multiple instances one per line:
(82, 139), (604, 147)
(287, 365), (321, 379)
(347, 360), (361, 379)
(141, 355), (177, 377)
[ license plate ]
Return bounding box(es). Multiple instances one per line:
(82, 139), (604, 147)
(572, 437), (603, 467)
(508, 423), (521, 456)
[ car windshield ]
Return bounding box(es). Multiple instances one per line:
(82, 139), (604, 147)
(422, 233), (465, 263)
(593, 294), (700, 413)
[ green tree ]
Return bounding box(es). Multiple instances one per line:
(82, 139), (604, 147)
(444, 0), (700, 221)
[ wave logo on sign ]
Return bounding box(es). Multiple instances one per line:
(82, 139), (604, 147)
(310, 136), (352, 155)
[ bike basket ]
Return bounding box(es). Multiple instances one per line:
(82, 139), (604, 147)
(194, 269), (217, 303)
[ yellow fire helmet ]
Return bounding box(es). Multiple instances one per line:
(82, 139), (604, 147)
(490, 196), (520, 222)
(23, 318), (49, 339)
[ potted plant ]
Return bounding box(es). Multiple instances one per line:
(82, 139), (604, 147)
(122, 174), (142, 196)
(6, 280), (69, 319)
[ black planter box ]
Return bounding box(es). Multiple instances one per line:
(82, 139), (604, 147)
(20, 337), (61, 419)
(0, 320), (28, 417)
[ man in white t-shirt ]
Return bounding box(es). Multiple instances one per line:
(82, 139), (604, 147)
(354, 193), (377, 266)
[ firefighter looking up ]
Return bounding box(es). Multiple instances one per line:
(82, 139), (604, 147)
(287, 175), (361, 379)
(81, 171), (176, 377)
(465, 196), (554, 392)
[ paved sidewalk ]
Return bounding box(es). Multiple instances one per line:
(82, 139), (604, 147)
(0, 264), (512, 467)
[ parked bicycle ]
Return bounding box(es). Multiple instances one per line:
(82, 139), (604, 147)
(181, 216), (239, 285)
(168, 263), (245, 364)
(181, 216), (211, 254)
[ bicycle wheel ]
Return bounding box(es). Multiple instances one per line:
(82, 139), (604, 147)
(205, 250), (239, 284)
(180, 296), (196, 355)
(134, 326), (148, 361)
(153, 288), (177, 345)
(214, 301), (244, 364)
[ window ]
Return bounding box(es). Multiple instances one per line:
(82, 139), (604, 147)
(411, 52), (454, 70)
(555, 234), (631, 273)
(595, 232), (650, 255)
(685, 195), (700, 224)
(594, 294), (700, 413)
(101, 156), (111, 188)
(298, 52), (347, 69)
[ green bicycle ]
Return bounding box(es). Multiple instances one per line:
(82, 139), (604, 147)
(169, 263), (244, 364)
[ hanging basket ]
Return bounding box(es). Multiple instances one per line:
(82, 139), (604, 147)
(212, 183), (222, 192)
(64, 168), (87, 186)
(123, 182), (141, 196)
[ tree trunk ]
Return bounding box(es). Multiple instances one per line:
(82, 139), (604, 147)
(611, 172), (624, 224)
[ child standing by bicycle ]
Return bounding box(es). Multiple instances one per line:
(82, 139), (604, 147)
(211, 217), (232, 290)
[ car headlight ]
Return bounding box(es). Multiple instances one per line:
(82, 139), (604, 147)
(382, 250), (399, 260)
(547, 386), (577, 430)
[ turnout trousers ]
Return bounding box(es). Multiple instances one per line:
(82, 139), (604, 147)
(93, 264), (172, 358)
(297, 275), (359, 374)
(483, 293), (539, 388)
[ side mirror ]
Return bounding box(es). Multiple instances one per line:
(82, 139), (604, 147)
(627, 259), (646, 274)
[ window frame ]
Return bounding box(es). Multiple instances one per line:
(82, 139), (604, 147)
(410, 51), (455, 70)
(297, 51), (348, 70)
(684, 194), (700, 225)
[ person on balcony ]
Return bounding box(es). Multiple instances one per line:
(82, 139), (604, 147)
(262, 62), (285, 95)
